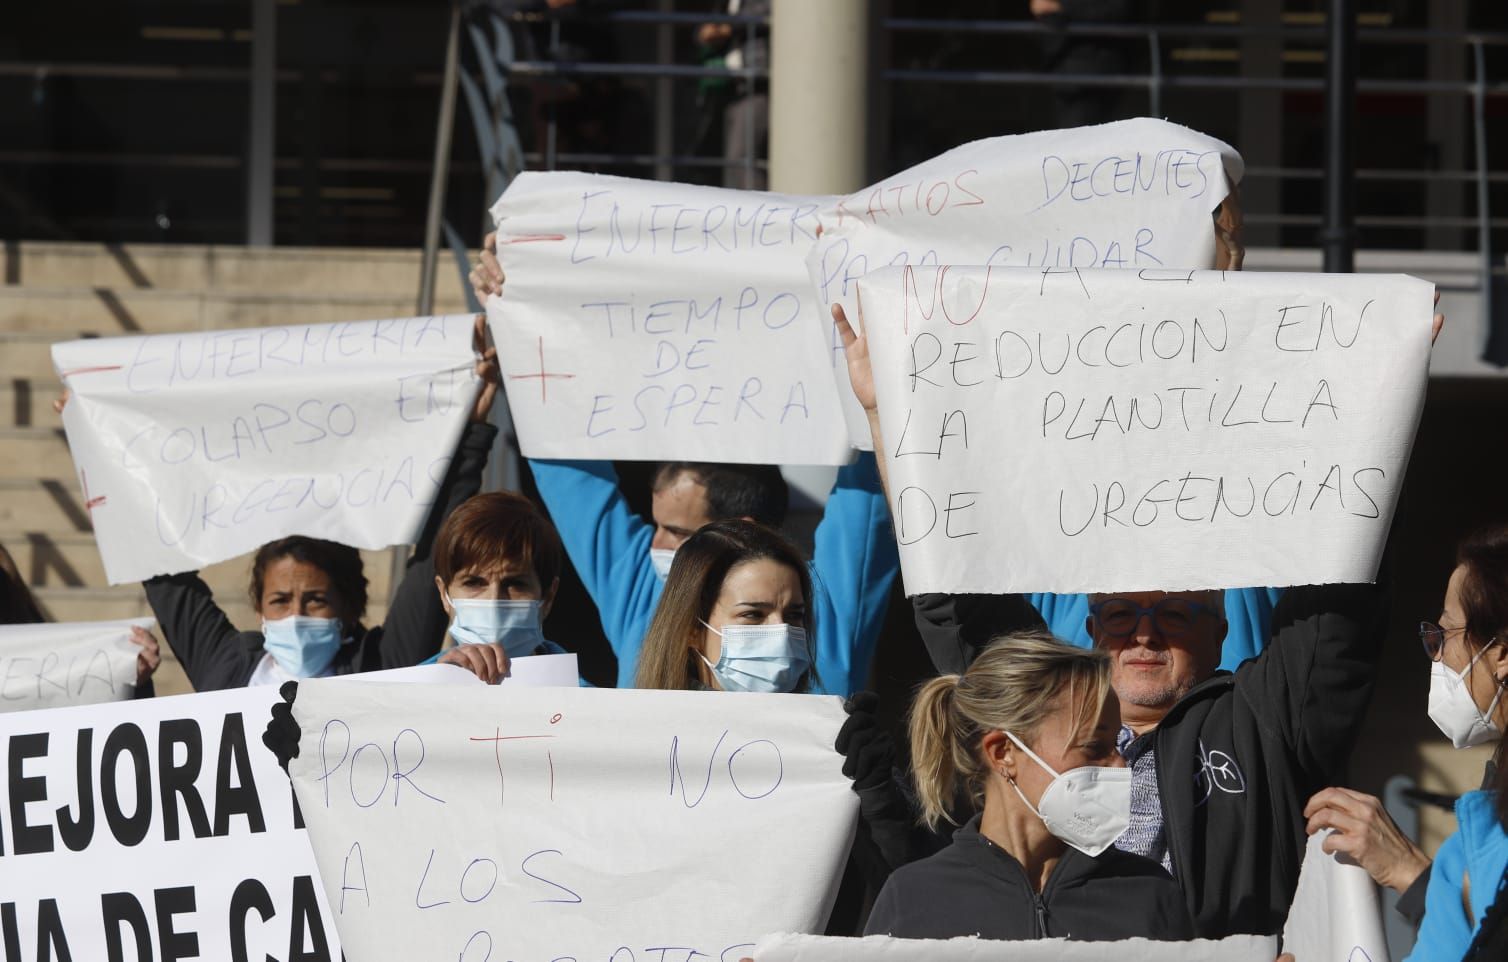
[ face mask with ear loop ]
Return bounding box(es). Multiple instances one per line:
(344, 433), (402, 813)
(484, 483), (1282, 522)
(443, 594), (548, 659)
(1001, 731), (1132, 858)
(650, 548), (676, 582)
(261, 615), (345, 678)
(697, 621), (811, 693)
(1428, 638), (1506, 749)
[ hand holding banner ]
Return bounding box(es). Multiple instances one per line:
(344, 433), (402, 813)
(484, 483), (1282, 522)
(287, 683), (858, 962)
(53, 316), (480, 584)
(857, 266), (1432, 594)
(488, 171), (853, 465)
(0, 618), (152, 711)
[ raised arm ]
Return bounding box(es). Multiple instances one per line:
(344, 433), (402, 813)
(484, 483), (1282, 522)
(1233, 560), (1389, 785)
(379, 318), (502, 668)
(833, 303), (1045, 676)
(142, 571), (259, 691)
(807, 451), (899, 696)
(529, 458), (659, 674)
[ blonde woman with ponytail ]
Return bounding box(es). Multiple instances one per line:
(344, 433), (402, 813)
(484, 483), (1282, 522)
(865, 632), (1192, 942)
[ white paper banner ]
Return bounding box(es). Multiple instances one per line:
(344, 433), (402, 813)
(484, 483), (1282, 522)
(1282, 831), (1390, 962)
(858, 266), (1432, 594)
(0, 686), (342, 962)
(52, 315), (480, 585)
(489, 171), (853, 464)
(0, 617), (151, 712)
(809, 118), (1244, 448)
(288, 683), (859, 962)
(752, 932), (1276, 962)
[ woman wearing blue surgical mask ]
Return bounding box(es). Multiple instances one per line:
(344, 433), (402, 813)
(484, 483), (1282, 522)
(1402, 524), (1508, 962)
(635, 520), (814, 693)
(426, 491), (570, 684)
(866, 632), (1191, 942)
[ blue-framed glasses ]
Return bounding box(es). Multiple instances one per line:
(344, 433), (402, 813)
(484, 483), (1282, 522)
(1090, 598), (1219, 639)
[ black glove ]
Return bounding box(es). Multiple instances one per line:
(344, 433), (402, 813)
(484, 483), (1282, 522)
(262, 680), (301, 774)
(835, 691), (894, 793)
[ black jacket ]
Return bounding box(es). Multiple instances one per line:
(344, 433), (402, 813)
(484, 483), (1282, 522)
(144, 421), (498, 691)
(865, 815), (1192, 941)
(911, 577), (1387, 938)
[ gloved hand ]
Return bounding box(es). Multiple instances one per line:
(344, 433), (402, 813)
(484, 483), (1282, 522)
(262, 681), (301, 774)
(835, 691), (894, 793)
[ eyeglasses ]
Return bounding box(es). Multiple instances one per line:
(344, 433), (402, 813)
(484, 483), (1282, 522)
(1090, 598), (1218, 639)
(1419, 621), (1467, 662)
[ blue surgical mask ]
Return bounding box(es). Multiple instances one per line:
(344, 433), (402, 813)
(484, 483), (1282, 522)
(699, 621), (811, 693)
(650, 548), (676, 582)
(261, 615), (344, 678)
(445, 595), (546, 658)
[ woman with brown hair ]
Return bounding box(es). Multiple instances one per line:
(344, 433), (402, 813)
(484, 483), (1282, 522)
(1399, 523), (1508, 961)
(865, 632), (1191, 941)
(634, 519), (814, 694)
(422, 490), (572, 684)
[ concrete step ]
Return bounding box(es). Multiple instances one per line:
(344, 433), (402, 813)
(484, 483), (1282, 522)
(0, 530), (397, 599)
(0, 426), (76, 479)
(0, 286), (471, 336)
(0, 478), (97, 533)
(0, 379), (64, 429)
(4, 241), (478, 299)
(0, 334), (58, 380)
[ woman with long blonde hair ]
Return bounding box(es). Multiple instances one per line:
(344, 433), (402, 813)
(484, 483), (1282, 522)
(865, 632), (1191, 941)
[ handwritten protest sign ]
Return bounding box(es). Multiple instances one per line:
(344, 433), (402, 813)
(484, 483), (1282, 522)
(488, 171), (853, 464)
(287, 683), (858, 962)
(857, 266), (1433, 594)
(1282, 831), (1390, 962)
(53, 316), (479, 584)
(752, 933), (1276, 962)
(0, 618), (151, 712)
(0, 686), (341, 962)
(809, 118), (1244, 448)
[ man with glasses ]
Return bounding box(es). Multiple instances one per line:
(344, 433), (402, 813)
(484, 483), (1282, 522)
(910, 579), (1389, 939)
(832, 294), (1440, 939)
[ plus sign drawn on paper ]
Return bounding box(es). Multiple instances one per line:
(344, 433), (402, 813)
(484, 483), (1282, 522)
(507, 336), (576, 404)
(81, 470), (107, 516)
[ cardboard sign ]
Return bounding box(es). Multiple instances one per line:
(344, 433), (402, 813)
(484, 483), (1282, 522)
(752, 933), (1276, 962)
(857, 266), (1432, 594)
(0, 686), (342, 962)
(288, 683), (858, 962)
(0, 618), (151, 712)
(488, 171), (853, 465)
(53, 316), (479, 584)
(809, 118), (1244, 448)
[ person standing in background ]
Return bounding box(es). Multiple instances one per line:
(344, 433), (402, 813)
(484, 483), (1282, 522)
(697, 0), (770, 189)
(1031, 0), (1136, 128)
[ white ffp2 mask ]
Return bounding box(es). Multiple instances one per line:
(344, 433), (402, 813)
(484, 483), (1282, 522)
(1003, 731), (1132, 858)
(1428, 645), (1504, 749)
